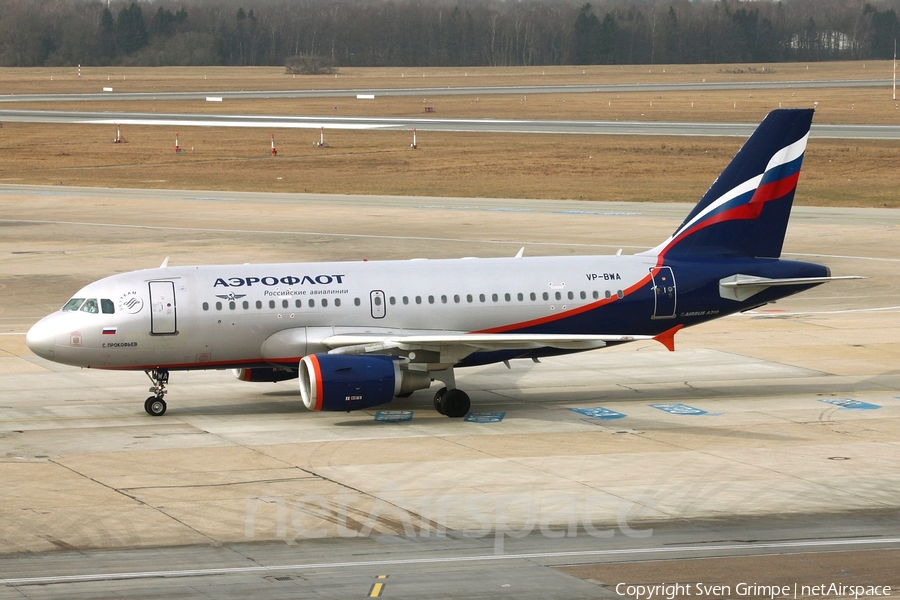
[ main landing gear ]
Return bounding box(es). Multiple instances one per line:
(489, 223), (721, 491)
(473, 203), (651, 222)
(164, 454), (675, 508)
(144, 369), (169, 416)
(433, 387), (470, 418)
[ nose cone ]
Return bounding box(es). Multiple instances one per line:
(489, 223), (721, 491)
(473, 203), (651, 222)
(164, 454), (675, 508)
(26, 316), (57, 360)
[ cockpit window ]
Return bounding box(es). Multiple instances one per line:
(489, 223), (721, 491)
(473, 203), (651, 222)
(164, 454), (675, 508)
(101, 299), (115, 314)
(80, 299), (99, 313)
(62, 298), (85, 311)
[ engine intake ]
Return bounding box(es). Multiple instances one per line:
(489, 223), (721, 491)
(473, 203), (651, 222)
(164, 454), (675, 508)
(299, 354), (430, 411)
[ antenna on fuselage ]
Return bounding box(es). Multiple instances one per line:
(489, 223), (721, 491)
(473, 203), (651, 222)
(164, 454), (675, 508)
(515, 247), (525, 258)
(160, 257), (170, 268)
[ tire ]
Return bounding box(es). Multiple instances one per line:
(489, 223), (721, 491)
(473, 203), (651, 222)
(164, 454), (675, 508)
(144, 396), (167, 416)
(440, 389), (470, 418)
(433, 387), (447, 415)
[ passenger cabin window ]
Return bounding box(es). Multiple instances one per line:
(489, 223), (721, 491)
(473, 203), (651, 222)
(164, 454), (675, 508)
(202, 302), (209, 311)
(335, 298), (342, 307)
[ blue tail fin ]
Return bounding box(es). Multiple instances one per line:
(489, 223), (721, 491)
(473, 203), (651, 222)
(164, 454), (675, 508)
(646, 108), (814, 260)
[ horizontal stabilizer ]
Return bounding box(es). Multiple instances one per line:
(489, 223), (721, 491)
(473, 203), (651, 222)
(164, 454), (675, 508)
(719, 274), (864, 301)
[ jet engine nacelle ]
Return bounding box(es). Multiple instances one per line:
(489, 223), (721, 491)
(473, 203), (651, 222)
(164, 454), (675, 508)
(232, 367), (298, 383)
(298, 354), (431, 411)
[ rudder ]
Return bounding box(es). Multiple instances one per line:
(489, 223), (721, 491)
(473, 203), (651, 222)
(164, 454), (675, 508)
(647, 108), (814, 260)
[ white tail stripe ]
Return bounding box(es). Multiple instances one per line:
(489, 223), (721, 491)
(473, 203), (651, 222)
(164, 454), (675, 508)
(641, 133), (809, 257)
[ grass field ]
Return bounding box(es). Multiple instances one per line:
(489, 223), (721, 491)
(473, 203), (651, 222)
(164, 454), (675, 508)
(0, 63), (898, 207)
(2, 61), (895, 94)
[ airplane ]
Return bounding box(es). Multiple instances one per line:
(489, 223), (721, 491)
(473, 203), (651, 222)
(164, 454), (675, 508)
(26, 108), (859, 418)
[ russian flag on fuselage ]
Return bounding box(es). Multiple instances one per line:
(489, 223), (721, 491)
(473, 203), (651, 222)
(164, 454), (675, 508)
(646, 109), (814, 260)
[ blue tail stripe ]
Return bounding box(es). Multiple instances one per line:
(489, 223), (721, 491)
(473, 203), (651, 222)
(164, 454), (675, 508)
(660, 108), (814, 259)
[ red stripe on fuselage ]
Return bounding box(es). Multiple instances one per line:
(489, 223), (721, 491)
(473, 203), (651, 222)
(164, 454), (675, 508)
(474, 272), (654, 334)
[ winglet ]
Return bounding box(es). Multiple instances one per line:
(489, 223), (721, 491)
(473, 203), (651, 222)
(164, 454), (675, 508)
(653, 324), (683, 352)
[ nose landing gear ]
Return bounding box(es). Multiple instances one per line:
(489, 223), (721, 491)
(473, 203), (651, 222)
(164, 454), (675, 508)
(144, 369), (169, 416)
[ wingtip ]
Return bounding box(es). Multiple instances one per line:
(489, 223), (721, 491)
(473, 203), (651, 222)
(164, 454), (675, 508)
(653, 324), (683, 352)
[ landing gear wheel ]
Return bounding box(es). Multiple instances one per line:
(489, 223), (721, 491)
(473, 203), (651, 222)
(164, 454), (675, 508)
(440, 389), (470, 418)
(144, 369), (169, 416)
(433, 387), (447, 415)
(144, 396), (167, 416)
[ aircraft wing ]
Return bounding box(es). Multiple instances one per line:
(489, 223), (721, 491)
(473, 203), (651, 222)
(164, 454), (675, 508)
(320, 332), (659, 367)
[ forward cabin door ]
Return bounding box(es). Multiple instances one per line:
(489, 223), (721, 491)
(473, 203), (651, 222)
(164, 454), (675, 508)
(149, 281), (177, 334)
(650, 267), (677, 319)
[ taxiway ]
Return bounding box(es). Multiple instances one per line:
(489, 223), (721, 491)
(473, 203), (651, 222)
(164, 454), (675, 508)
(1, 187), (898, 598)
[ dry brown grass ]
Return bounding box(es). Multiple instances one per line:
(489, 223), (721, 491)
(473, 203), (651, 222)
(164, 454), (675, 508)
(8, 83), (900, 125)
(0, 63), (898, 207)
(1, 61), (895, 94)
(2, 123), (897, 207)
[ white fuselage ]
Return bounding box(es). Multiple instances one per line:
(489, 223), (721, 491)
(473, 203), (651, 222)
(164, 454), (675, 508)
(26, 254), (660, 371)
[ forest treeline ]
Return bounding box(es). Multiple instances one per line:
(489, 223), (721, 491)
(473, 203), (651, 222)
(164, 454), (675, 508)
(1, 0), (898, 68)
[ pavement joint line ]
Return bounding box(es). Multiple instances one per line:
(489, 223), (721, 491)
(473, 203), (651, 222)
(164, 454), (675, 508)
(4, 537), (900, 586)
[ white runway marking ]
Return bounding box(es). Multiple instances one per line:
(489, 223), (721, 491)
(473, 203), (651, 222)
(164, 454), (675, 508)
(0, 219), (644, 250)
(4, 537), (899, 586)
(4, 218), (894, 260)
(85, 118), (397, 130)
